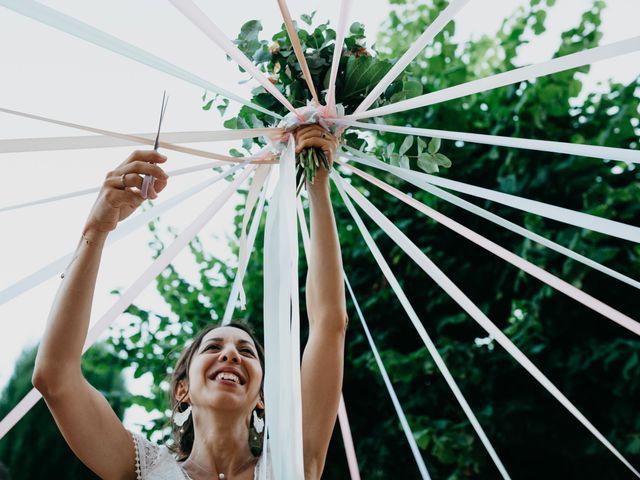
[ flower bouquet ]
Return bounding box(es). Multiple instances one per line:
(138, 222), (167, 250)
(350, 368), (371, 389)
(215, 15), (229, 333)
(202, 12), (451, 187)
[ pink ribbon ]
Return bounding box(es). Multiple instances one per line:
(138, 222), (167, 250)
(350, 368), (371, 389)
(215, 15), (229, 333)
(338, 397), (361, 480)
(277, 0), (320, 106)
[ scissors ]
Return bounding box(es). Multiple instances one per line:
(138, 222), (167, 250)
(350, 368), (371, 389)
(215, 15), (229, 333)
(141, 90), (168, 199)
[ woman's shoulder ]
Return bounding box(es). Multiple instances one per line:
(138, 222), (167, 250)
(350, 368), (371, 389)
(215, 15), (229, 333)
(129, 430), (185, 480)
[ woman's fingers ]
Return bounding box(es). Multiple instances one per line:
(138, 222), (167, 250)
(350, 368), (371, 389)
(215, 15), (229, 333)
(149, 183), (158, 199)
(295, 124), (323, 139)
(295, 138), (336, 156)
(153, 176), (168, 194)
(104, 173), (141, 193)
(119, 160), (168, 179)
(296, 137), (325, 150)
(294, 125), (337, 149)
(104, 153), (170, 199)
(126, 173), (143, 190)
(296, 137), (338, 153)
(122, 149), (167, 166)
(86, 150), (169, 232)
(296, 126), (333, 143)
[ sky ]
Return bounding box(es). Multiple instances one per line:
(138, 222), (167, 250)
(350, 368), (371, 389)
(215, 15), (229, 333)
(0, 0), (638, 430)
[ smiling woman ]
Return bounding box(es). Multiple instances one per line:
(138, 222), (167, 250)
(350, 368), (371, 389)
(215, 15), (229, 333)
(126, 321), (268, 479)
(168, 322), (266, 461)
(30, 126), (347, 480)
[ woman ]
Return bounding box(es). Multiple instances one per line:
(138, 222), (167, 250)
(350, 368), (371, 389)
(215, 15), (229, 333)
(32, 124), (347, 480)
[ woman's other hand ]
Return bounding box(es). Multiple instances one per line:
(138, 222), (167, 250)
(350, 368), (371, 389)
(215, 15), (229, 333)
(84, 150), (168, 233)
(294, 124), (339, 186)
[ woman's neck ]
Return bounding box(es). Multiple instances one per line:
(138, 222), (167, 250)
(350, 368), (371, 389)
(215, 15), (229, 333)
(185, 407), (257, 478)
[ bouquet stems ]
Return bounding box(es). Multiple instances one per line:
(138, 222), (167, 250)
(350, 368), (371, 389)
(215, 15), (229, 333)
(295, 147), (331, 195)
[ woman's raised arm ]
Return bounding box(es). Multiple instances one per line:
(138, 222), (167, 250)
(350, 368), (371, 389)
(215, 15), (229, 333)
(32, 150), (168, 480)
(294, 125), (348, 480)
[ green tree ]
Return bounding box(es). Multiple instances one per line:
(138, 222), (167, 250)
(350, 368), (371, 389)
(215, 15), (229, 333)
(0, 344), (128, 479)
(108, 1), (639, 478)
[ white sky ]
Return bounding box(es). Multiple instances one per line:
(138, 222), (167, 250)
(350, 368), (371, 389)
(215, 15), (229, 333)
(0, 0), (638, 429)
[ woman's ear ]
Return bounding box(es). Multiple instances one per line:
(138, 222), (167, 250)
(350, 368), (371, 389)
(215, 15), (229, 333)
(256, 398), (265, 410)
(175, 379), (190, 404)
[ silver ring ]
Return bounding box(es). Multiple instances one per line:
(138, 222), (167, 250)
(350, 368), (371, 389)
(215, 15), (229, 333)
(120, 173), (127, 189)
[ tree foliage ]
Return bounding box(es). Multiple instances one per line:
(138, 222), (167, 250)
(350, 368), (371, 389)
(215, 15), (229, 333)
(106, 0), (639, 478)
(0, 344), (128, 479)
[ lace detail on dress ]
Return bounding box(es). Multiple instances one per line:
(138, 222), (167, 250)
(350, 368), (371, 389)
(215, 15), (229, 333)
(128, 430), (271, 480)
(130, 431), (161, 480)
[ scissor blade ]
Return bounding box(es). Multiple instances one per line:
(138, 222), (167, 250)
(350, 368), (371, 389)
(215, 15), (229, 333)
(153, 90), (168, 151)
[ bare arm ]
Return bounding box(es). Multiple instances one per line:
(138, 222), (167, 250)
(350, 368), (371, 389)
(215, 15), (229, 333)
(295, 126), (348, 479)
(32, 151), (168, 480)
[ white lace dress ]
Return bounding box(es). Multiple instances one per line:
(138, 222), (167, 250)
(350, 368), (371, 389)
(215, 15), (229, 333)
(130, 431), (271, 480)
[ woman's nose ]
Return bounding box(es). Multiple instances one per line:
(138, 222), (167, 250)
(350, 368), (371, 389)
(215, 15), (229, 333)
(219, 346), (240, 362)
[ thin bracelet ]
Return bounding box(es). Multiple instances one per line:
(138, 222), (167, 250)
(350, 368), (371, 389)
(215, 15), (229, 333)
(80, 232), (95, 246)
(60, 233), (94, 279)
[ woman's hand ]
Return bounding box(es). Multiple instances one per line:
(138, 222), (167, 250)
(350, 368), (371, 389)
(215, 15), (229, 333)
(84, 150), (168, 234)
(294, 124), (339, 187)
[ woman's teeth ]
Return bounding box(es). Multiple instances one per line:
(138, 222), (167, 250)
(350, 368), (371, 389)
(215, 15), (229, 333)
(215, 372), (240, 384)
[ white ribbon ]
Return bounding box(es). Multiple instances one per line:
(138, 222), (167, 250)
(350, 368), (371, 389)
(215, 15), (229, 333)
(344, 148), (640, 243)
(335, 173), (640, 478)
(296, 200), (311, 255)
(0, 162), (250, 306)
(0, 108), (275, 164)
(335, 119), (640, 164)
(169, 0), (296, 115)
(339, 161), (640, 336)
(0, 0), (281, 119)
(352, 0), (471, 114)
(343, 274), (431, 479)
(0, 166), (255, 440)
(221, 165), (271, 324)
(1, 186), (101, 214)
(257, 426), (270, 480)
(0, 389), (42, 443)
(262, 137), (304, 479)
(326, 0), (354, 115)
(338, 150), (640, 290)
(350, 36), (640, 119)
(0, 129), (283, 154)
(0, 161), (228, 214)
(333, 173), (510, 479)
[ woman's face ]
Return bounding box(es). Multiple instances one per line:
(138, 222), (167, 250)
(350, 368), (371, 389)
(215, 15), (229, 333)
(186, 326), (263, 413)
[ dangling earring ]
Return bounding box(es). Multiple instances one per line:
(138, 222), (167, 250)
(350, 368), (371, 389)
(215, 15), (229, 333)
(173, 405), (192, 428)
(253, 410), (264, 433)
(249, 408), (265, 457)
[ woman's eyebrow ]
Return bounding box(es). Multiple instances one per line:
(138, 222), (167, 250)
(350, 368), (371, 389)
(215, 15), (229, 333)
(200, 338), (223, 350)
(237, 339), (255, 349)
(201, 337), (255, 349)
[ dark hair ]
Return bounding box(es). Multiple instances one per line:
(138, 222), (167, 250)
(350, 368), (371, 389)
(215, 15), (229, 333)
(168, 321), (265, 460)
